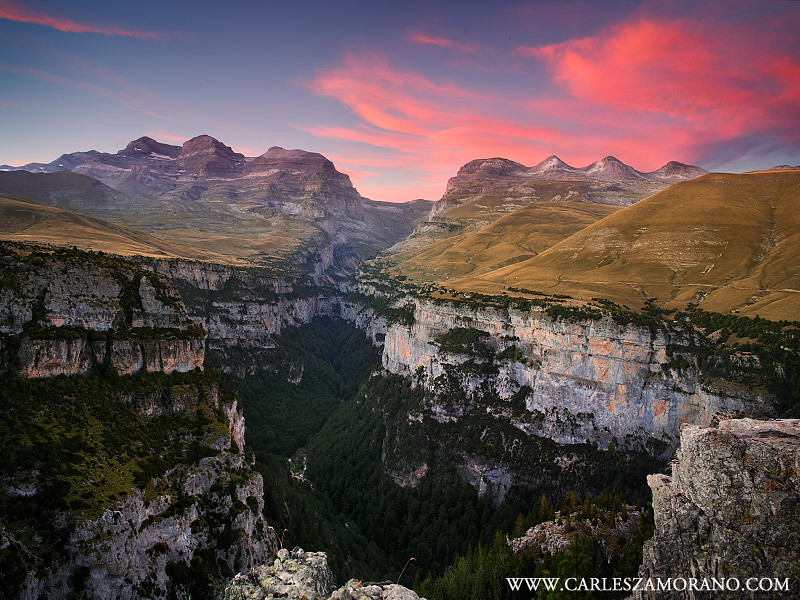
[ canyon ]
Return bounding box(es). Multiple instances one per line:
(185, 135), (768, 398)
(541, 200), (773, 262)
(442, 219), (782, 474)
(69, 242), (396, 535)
(1, 142), (797, 599)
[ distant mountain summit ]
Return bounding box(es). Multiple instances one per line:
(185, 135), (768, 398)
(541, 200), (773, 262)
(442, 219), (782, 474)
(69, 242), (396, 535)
(119, 136), (181, 160)
(582, 155), (647, 180)
(648, 160), (708, 181)
(434, 154), (707, 214)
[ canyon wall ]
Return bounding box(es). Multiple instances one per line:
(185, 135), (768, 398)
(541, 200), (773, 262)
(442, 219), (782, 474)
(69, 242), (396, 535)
(379, 299), (761, 453)
(0, 244), (279, 598)
(0, 245), (205, 378)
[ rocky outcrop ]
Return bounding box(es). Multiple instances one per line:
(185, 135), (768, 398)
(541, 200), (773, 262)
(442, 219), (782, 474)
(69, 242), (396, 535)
(509, 506), (640, 558)
(634, 419), (800, 599)
(224, 548), (335, 600)
(225, 548), (424, 600)
(0, 244), (205, 378)
(1, 367), (279, 600)
(380, 299), (759, 453)
(24, 453), (278, 600)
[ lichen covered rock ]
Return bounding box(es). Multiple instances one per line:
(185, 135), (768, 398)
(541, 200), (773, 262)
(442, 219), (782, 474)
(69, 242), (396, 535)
(634, 418), (800, 599)
(224, 549), (426, 600)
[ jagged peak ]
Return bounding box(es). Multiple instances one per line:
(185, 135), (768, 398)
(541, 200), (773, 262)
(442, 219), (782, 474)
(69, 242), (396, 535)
(530, 155), (576, 173)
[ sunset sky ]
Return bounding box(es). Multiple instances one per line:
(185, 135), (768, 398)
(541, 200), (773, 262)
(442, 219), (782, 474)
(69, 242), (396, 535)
(1, 0), (798, 202)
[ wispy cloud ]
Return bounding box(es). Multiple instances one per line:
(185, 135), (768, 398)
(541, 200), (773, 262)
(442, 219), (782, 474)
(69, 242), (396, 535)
(0, 63), (167, 119)
(301, 51), (684, 200)
(144, 131), (188, 144)
(404, 30), (477, 54)
(0, 0), (161, 40)
(518, 17), (800, 143)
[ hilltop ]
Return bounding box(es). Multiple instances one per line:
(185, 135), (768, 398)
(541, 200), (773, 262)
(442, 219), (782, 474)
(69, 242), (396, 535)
(0, 194), (232, 262)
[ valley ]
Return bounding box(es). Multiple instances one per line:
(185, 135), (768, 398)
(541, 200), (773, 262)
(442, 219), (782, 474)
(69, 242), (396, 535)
(0, 139), (798, 599)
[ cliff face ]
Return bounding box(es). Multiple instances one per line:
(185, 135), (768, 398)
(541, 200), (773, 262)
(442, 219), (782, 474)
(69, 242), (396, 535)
(0, 369), (279, 599)
(16, 336), (205, 378)
(380, 299), (759, 452)
(0, 245), (205, 378)
(634, 419), (800, 599)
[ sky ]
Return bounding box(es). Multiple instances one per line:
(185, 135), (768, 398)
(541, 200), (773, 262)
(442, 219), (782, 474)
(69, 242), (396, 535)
(1, 0), (799, 202)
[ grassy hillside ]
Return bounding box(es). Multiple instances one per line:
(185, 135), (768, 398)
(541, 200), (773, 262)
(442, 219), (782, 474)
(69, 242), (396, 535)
(0, 194), (235, 262)
(449, 172), (800, 321)
(382, 181), (620, 281)
(386, 200), (619, 282)
(0, 170), (129, 212)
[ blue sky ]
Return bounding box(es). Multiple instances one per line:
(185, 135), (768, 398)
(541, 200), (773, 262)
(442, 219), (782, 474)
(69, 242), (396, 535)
(1, 0), (798, 201)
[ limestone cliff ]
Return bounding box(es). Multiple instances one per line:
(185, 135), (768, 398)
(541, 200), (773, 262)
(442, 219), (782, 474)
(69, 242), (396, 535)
(0, 244), (205, 378)
(379, 298), (760, 452)
(633, 419), (800, 599)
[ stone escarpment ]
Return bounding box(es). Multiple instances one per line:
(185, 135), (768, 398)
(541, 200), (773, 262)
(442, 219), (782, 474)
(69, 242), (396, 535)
(137, 256), (394, 374)
(0, 371), (279, 599)
(633, 419), (800, 599)
(224, 548), (424, 600)
(0, 244), (205, 378)
(336, 290), (770, 503)
(138, 256), (347, 374)
(379, 299), (759, 453)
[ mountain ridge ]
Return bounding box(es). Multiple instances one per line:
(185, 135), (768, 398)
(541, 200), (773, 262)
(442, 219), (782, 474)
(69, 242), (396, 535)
(0, 134), (433, 278)
(433, 154), (707, 217)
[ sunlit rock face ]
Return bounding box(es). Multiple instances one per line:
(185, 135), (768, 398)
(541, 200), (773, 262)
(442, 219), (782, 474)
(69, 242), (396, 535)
(380, 299), (759, 453)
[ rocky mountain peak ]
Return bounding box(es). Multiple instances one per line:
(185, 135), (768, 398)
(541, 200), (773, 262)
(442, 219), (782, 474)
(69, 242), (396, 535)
(119, 136), (181, 160)
(535, 155), (570, 169)
(179, 135), (243, 160)
(583, 155), (646, 179)
(178, 135), (245, 177)
(457, 157), (526, 177)
(647, 160), (708, 181)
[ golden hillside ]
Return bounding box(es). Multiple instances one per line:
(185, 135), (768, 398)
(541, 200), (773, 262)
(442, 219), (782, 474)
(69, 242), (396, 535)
(448, 172), (800, 321)
(0, 194), (237, 263)
(386, 200), (618, 282)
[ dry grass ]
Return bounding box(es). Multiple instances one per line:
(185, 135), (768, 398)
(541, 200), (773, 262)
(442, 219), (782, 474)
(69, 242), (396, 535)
(447, 172), (800, 320)
(0, 195), (241, 263)
(387, 194), (618, 283)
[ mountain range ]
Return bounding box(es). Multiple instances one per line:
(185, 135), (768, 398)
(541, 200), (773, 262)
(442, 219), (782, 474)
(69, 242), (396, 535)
(0, 135), (432, 278)
(434, 154), (706, 216)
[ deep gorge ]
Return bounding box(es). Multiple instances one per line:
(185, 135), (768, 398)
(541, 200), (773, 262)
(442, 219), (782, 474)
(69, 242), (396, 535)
(1, 242), (798, 599)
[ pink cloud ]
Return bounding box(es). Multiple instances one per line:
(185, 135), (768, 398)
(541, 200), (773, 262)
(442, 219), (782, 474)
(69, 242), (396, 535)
(518, 17), (800, 141)
(405, 31), (477, 54)
(0, 0), (161, 40)
(144, 131), (188, 144)
(302, 15), (799, 201)
(303, 51), (683, 198)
